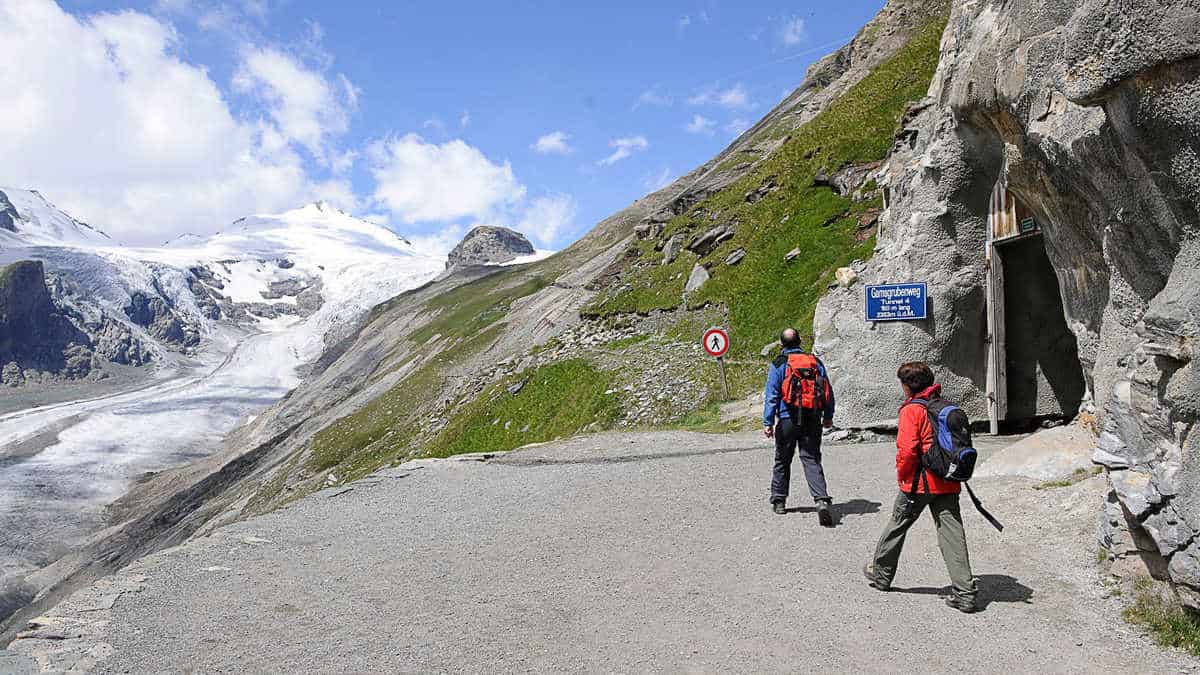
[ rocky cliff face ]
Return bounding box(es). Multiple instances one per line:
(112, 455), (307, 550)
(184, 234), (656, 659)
(445, 226), (534, 270)
(0, 261), (94, 384)
(814, 0), (1200, 605)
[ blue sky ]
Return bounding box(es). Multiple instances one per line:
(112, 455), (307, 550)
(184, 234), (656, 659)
(2, 0), (885, 249)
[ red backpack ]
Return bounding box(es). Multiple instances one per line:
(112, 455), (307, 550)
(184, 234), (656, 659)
(779, 352), (829, 414)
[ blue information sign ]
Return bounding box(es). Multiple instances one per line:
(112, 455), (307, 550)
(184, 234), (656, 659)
(865, 282), (928, 322)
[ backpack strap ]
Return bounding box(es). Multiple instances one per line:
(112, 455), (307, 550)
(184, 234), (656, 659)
(905, 400), (928, 498)
(964, 482), (1004, 532)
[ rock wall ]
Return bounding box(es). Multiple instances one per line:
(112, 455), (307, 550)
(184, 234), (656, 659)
(814, 0), (1200, 604)
(0, 260), (93, 383)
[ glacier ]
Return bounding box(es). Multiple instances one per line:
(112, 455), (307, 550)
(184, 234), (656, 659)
(0, 192), (444, 610)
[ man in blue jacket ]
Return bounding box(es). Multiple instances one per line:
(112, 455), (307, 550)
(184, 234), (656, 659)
(763, 328), (836, 524)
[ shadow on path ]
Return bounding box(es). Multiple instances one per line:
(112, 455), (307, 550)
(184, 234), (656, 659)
(890, 574), (1035, 610)
(784, 499), (882, 525)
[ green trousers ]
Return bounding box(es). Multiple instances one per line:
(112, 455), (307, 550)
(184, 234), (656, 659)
(871, 490), (977, 600)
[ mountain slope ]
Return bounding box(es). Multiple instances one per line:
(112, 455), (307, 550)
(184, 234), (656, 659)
(0, 0), (954, 639)
(0, 189), (110, 248)
(113, 0), (951, 519)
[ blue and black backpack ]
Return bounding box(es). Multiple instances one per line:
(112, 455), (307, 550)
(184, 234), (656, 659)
(910, 397), (1004, 532)
(918, 398), (977, 483)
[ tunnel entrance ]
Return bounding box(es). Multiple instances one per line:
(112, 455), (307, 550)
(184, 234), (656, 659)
(997, 235), (1085, 422)
(984, 183), (1086, 432)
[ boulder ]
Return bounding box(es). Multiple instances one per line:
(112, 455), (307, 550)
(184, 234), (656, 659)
(662, 234), (685, 265)
(445, 226), (535, 270)
(687, 225), (735, 256)
(975, 425), (1097, 481)
(785, 248), (802, 262)
(633, 222), (662, 240)
(725, 249), (746, 266)
(834, 267), (858, 287)
(684, 264), (710, 294)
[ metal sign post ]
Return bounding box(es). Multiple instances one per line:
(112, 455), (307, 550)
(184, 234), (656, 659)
(703, 328), (731, 400)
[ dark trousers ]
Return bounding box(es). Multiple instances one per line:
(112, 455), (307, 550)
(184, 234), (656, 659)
(770, 416), (829, 504)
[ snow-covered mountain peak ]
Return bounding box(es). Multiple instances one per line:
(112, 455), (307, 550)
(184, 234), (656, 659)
(0, 190), (445, 393)
(0, 187), (112, 247)
(183, 201), (421, 261)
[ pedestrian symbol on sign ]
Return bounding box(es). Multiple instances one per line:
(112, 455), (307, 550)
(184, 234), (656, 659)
(702, 327), (731, 399)
(702, 328), (729, 358)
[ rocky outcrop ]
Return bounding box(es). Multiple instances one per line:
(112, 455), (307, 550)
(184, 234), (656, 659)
(445, 226), (534, 270)
(0, 191), (18, 233)
(0, 261), (93, 383)
(125, 292), (200, 349)
(814, 0), (1200, 605)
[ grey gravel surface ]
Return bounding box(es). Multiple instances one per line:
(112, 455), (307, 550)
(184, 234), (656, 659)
(12, 431), (1198, 673)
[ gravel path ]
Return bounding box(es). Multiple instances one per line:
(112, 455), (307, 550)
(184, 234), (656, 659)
(9, 431), (1198, 673)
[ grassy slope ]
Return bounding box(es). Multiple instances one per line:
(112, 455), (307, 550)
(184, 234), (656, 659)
(305, 271), (548, 481)
(286, 18), (947, 489)
(426, 359), (621, 458)
(584, 19), (945, 359)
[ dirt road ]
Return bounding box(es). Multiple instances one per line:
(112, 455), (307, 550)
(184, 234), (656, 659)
(7, 431), (1196, 673)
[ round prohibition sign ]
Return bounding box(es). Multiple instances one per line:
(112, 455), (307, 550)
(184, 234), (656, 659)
(703, 328), (730, 358)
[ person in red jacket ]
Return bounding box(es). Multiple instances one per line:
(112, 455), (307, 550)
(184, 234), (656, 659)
(863, 361), (978, 613)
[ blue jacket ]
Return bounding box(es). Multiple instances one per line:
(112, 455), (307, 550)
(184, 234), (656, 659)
(763, 348), (836, 427)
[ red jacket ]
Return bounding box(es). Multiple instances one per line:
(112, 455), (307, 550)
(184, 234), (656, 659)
(896, 384), (961, 495)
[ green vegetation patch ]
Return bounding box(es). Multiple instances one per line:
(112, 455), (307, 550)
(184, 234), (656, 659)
(602, 333), (652, 350)
(410, 271), (549, 345)
(583, 18), (945, 360)
(1124, 578), (1200, 656)
(426, 359), (622, 458)
(669, 402), (750, 434)
(307, 359), (444, 474)
(307, 321), (510, 480)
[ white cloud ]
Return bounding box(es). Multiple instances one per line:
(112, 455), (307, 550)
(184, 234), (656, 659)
(531, 131), (573, 155)
(780, 16), (807, 46)
(687, 82), (753, 110)
(517, 194), (576, 245)
(421, 116), (446, 133)
(685, 114), (716, 136)
(634, 86), (672, 109)
(725, 118), (752, 136)
(644, 167), (674, 192)
(232, 46), (353, 161)
(0, 0), (343, 244)
(717, 83), (751, 109)
(677, 14), (691, 31)
(368, 133), (525, 224)
(597, 136), (649, 167)
(460, 109), (471, 129)
(406, 223), (468, 257)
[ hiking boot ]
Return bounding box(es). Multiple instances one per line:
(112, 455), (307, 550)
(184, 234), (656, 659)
(863, 563), (890, 592)
(772, 501), (786, 515)
(817, 498), (833, 527)
(944, 595), (978, 613)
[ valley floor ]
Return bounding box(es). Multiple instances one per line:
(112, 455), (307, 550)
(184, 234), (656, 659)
(7, 431), (1197, 673)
